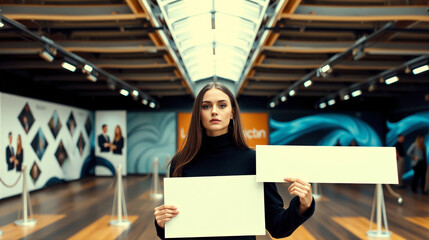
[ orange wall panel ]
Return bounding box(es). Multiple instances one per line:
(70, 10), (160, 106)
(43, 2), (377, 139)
(177, 112), (268, 150)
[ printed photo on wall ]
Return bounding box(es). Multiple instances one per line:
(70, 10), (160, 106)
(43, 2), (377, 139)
(5, 132), (23, 172)
(77, 133), (86, 156)
(31, 128), (48, 160)
(48, 110), (62, 139)
(85, 116), (92, 137)
(111, 125), (124, 155)
(67, 112), (76, 136)
(30, 162), (41, 184)
(55, 140), (68, 167)
(17, 102), (35, 134)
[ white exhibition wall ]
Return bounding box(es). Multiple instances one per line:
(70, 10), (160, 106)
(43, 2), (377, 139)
(0, 92), (93, 200)
(95, 110), (127, 176)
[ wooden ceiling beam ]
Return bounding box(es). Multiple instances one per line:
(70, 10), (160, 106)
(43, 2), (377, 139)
(239, 0), (302, 94)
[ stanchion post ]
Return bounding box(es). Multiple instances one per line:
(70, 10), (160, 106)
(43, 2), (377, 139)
(165, 155), (170, 178)
(150, 157), (163, 199)
(312, 183), (322, 200)
(15, 165), (36, 226)
(366, 184), (391, 238)
(109, 165), (130, 227)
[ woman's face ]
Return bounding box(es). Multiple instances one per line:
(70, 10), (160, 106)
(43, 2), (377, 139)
(115, 126), (120, 135)
(200, 88), (234, 137)
(17, 136), (21, 145)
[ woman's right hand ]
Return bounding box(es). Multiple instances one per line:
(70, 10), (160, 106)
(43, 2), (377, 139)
(154, 204), (179, 228)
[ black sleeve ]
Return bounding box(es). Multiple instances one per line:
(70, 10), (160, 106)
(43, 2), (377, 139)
(155, 156), (177, 239)
(97, 135), (103, 148)
(264, 182), (315, 238)
(16, 151), (23, 172)
(155, 219), (166, 239)
(6, 148), (13, 170)
(118, 138), (124, 150)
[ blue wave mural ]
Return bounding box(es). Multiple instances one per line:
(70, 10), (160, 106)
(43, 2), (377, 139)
(127, 112), (176, 174)
(386, 110), (429, 163)
(270, 114), (382, 146)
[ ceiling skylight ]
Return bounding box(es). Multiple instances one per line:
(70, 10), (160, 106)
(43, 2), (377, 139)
(157, 0), (269, 82)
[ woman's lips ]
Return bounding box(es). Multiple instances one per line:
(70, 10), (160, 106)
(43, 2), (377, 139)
(210, 119), (220, 123)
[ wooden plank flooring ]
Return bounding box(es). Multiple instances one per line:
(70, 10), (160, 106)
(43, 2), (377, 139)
(0, 214), (65, 239)
(0, 176), (428, 240)
(69, 215), (138, 240)
(332, 217), (406, 240)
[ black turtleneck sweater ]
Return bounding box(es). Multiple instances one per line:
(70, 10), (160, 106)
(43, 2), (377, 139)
(155, 132), (315, 240)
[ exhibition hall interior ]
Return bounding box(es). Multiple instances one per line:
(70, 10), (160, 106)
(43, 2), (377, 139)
(0, 0), (428, 239)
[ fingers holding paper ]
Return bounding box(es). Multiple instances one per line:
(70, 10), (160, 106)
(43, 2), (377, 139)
(284, 178), (313, 215)
(154, 204), (179, 228)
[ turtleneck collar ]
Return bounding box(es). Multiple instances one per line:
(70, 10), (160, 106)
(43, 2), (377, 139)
(201, 131), (234, 152)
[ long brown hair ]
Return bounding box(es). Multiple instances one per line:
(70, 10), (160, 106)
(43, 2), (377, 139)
(171, 82), (249, 177)
(114, 125), (123, 142)
(17, 135), (22, 154)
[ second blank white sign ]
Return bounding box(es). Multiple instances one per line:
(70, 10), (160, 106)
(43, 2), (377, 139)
(256, 145), (398, 184)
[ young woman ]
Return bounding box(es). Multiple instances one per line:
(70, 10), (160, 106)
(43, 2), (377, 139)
(110, 125), (124, 155)
(407, 135), (427, 193)
(154, 82), (315, 239)
(15, 134), (23, 172)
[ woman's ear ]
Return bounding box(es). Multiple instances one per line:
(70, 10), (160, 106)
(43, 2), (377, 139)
(231, 107), (235, 119)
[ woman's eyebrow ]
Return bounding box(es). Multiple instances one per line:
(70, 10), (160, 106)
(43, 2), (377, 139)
(202, 100), (228, 103)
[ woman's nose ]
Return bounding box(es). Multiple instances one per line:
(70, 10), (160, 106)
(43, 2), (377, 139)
(211, 106), (218, 116)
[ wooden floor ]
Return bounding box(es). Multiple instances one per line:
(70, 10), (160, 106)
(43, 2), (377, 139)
(0, 176), (428, 240)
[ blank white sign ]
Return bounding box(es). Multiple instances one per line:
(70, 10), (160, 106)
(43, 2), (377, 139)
(164, 175), (265, 238)
(256, 145), (398, 184)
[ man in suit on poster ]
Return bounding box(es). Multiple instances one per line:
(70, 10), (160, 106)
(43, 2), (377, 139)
(98, 124), (111, 152)
(6, 132), (16, 171)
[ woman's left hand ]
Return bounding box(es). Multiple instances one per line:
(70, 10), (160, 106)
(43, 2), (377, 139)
(284, 177), (313, 215)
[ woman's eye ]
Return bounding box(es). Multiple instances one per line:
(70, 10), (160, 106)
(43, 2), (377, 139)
(220, 104), (227, 108)
(202, 105), (210, 109)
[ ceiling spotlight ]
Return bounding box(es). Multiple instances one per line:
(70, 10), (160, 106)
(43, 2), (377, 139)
(412, 64), (429, 75)
(343, 94), (350, 101)
(149, 102), (156, 108)
(368, 82), (376, 92)
(131, 90), (139, 100)
(280, 96), (287, 102)
(352, 45), (366, 61)
(120, 89), (129, 96)
(304, 80), (312, 88)
(132, 90), (139, 97)
(86, 74), (97, 82)
(142, 99), (148, 105)
(269, 102), (276, 108)
(0, 19), (4, 28)
(61, 59), (77, 72)
(289, 89), (296, 97)
(39, 47), (54, 62)
(83, 64), (93, 73)
(107, 79), (116, 90)
(320, 64), (331, 73)
(319, 102), (327, 109)
(404, 66), (411, 74)
(385, 76), (399, 85)
(351, 89), (362, 97)
(328, 99), (336, 106)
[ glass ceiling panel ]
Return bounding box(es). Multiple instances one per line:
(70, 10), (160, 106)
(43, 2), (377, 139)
(157, 0), (269, 82)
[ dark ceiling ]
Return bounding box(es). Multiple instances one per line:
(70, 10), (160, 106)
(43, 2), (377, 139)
(0, 0), (428, 111)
